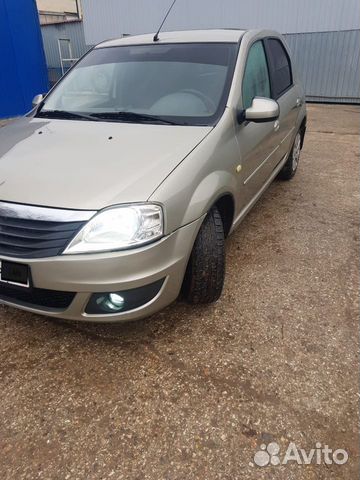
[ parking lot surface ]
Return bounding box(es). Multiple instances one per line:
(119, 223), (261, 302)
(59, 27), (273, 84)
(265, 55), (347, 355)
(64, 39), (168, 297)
(0, 104), (359, 479)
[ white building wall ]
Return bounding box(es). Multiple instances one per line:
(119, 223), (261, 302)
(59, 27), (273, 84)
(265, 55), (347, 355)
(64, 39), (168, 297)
(37, 0), (78, 14)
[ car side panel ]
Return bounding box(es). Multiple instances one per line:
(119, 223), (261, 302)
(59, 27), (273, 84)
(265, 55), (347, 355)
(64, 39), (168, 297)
(234, 119), (280, 200)
(277, 85), (305, 160)
(264, 35), (306, 165)
(150, 30), (307, 237)
(148, 110), (242, 234)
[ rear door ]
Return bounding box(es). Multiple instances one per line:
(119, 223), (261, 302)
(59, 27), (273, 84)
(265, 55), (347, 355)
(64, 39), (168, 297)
(235, 40), (280, 203)
(263, 37), (300, 161)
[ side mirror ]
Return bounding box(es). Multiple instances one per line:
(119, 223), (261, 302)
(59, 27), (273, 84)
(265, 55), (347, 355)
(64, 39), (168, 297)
(241, 97), (279, 123)
(32, 94), (44, 108)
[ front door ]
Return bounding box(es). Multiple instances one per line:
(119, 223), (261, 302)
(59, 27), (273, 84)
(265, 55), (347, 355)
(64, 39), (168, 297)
(235, 40), (280, 206)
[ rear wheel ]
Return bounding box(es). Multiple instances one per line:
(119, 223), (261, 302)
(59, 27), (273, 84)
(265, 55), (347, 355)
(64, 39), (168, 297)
(278, 131), (302, 180)
(182, 206), (225, 304)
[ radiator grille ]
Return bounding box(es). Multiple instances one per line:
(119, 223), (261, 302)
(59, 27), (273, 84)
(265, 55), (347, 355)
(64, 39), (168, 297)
(0, 215), (86, 258)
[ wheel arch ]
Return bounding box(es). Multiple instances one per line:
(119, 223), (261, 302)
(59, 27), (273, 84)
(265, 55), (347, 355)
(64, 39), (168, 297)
(213, 193), (235, 238)
(299, 115), (307, 149)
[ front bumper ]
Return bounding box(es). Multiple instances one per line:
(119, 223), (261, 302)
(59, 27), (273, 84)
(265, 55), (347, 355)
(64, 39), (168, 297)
(0, 217), (204, 322)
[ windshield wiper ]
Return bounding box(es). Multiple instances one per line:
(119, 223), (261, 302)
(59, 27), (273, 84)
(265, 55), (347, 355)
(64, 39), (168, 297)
(37, 109), (180, 125)
(37, 110), (99, 122)
(90, 111), (178, 125)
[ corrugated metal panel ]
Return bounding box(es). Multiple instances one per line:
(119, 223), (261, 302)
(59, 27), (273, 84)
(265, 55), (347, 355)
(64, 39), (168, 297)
(0, 0), (48, 118)
(82, 0), (360, 44)
(42, 3), (360, 103)
(41, 21), (91, 84)
(284, 30), (360, 103)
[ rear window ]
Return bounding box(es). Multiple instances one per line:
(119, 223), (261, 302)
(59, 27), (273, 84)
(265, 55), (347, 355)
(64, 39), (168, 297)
(266, 38), (292, 97)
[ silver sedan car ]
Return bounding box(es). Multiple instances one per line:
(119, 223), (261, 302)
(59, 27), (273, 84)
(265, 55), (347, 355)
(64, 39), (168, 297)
(0, 29), (306, 322)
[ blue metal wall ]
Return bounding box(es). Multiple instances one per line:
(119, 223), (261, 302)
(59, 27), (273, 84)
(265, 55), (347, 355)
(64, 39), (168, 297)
(0, 0), (48, 119)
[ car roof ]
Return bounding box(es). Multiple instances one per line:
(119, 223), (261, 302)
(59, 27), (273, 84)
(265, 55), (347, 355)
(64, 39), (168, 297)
(96, 29), (247, 48)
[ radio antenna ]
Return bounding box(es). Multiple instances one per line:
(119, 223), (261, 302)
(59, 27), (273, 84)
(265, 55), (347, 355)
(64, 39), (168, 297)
(153, 0), (177, 42)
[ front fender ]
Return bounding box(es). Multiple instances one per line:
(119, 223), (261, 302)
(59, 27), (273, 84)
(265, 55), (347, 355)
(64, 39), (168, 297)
(153, 169), (238, 234)
(181, 171), (237, 226)
(149, 110), (241, 234)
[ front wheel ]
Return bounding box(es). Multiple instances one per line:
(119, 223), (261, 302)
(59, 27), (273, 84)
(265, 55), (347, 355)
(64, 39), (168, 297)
(278, 131), (302, 180)
(182, 206), (225, 304)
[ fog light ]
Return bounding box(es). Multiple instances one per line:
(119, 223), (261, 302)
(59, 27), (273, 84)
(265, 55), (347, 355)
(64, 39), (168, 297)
(94, 293), (126, 312)
(109, 293), (125, 308)
(98, 293), (125, 312)
(86, 278), (165, 315)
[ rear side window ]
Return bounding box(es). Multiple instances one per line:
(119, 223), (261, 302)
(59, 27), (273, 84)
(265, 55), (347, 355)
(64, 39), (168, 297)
(266, 38), (292, 97)
(242, 41), (271, 109)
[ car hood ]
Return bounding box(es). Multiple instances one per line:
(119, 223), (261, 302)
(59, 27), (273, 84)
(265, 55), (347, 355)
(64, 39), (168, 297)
(0, 117), (212, 210)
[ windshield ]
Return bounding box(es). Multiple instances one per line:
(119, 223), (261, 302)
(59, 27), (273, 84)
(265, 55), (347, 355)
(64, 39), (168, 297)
(38, 42), (238, 126)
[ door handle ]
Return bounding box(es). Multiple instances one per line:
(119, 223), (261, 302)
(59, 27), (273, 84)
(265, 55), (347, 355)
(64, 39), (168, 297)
(296, 98), (302, 108)
(274, 120), (280, 131)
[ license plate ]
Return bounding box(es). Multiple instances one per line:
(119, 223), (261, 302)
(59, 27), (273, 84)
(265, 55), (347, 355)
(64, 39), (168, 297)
(0, 260), (30, 288)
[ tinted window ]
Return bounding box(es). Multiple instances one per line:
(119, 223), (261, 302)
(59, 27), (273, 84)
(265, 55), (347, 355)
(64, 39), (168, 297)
(267, 39), (292, 97)
(242, 41), (271, 110)
(39, 43), (238, 126)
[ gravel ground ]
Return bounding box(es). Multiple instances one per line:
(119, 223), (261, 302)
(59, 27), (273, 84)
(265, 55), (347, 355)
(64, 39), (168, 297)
(0, 119), (12, 128)
(0, 104), (359, 479)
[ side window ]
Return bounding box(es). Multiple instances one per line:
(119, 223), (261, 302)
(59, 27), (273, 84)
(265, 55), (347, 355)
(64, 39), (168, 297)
(242, 41), (271, 110)
(266, 39), (292, 97)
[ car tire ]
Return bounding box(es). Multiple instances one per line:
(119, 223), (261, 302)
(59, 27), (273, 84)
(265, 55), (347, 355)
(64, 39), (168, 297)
(182, 206), (225, 304)
(278, 130), (302, 181)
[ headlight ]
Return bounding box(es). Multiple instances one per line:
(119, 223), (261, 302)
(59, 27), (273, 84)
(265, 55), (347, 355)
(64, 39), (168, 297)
(63, 204), (163, 254)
